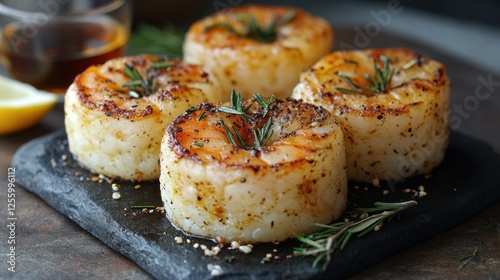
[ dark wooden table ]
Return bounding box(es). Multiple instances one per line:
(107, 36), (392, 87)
(1, 30), (500, 279)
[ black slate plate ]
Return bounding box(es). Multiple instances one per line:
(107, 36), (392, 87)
(12, 130), (500, 279)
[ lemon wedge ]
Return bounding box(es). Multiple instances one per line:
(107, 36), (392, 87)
(0, 75), (58, 135)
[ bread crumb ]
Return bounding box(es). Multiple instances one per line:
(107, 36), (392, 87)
(174, 236), (183, 244)
(230, 241), (240, 249)
(207, 263), (222, 276)
(239, 245), (252, 254)
(112, 192), (121, 200)
(419, 190), (427, 198)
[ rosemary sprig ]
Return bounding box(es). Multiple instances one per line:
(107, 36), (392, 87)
(220, 120), (244, 148)
(253, 93), (275, 117)
(365, 55), (395, 93)
(458, 247), (478, 270)
(122, 61), (175, 98)
(218, 89), (252, 120)
(252, 117), (273, 149)
(123, 63), (155, 97)
(205, 9), (296, 43)
(294, 200), (418, 270)
(129, 23), (185, 58)
(218, 90), (274, 150)
(333, 55), (395, 95)
(130, 205), (156, 209)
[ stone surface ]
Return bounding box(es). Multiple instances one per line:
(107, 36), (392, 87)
(11, 130), (500, 279)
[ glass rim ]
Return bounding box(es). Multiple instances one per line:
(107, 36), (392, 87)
(0, 0), (127, 19)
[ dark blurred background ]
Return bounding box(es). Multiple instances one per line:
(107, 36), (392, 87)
(132, 0), (500, 28)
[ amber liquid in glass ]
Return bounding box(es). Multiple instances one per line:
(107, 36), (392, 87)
(1, 17), (127, 93)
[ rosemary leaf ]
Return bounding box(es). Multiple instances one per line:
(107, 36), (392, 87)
(333, 87), (362, 94)
(193, 141), (203, 147)
(122, 80), (144, 87)
(197, 111), (205, 121)
(338, 73), (362, 91)
(348, 216), (384, 234)
(293, 233), (324, 250)
(402, 59), (418, 70)
(231, 124), (248, 149)
(151, 61), (175, 69)
(278, 9), (296, 25)
(253, 93), (276, 117)
(218, 106), (246, 115)
(220, 120), (238, 147)
(459, 247), (478, 262)
(459, 247), (478, 270)
(130, 205), (156, 209)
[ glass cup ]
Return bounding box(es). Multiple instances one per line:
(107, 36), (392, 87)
(0, 0), (131, 93)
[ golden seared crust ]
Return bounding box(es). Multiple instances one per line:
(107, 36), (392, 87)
(300, 48), (448, 115)
(189, 5), (330, 48)
(166, 98), (335, 168)
(74, 55), (213, 119)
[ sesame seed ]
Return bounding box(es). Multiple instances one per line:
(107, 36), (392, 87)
(419, 190), (427, 198)
(134, 184), (141, 190)
(239, 245), (252, 254)
(111, 183), (120, 191)
(418, 185), (425, 191)
(193, 243), (199, 249)
(174, 236), (183, 244)
(186, 239), (192, 244)
(112, 192), (121, 200)
(204, 246), (221, 256)
(261, 253), (272, 263)
(230, 241), (240, 249)
(372, 178), (380, 186)
(207, 264), (222, 276)
(383, 190), (390, 195)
